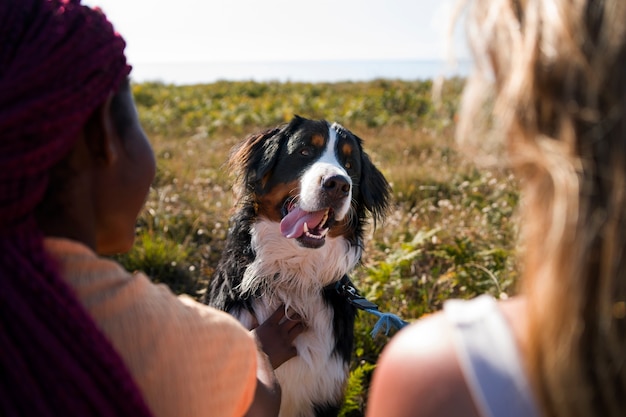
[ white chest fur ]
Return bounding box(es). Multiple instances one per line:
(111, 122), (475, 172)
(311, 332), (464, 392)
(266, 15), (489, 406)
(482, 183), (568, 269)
(244, 296), (348, 417)
(233, 219), (361, 417)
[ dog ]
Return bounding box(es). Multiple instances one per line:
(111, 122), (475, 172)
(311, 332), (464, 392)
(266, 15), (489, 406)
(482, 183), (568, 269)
(205, 115), (390, 417)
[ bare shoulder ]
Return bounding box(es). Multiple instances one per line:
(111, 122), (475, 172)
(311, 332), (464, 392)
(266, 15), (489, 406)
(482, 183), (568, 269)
(366, 311), (480, 417)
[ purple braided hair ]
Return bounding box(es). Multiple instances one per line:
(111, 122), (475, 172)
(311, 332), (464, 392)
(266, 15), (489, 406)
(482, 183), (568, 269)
(0, 1), (153, 415)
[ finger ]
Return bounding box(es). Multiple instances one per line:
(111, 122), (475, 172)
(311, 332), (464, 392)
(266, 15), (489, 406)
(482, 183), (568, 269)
(287, 323), (306, 341)
(281, 345), (298, 363)
(285, 310), (301, 321)
(288, 345), (298, 358)
(271, 346), (298, 369)
(266, 305), (287, 325)
(281, 317), (302, 332)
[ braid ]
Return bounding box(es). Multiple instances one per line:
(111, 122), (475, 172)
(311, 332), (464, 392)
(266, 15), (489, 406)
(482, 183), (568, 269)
(0, 1), (152, 416)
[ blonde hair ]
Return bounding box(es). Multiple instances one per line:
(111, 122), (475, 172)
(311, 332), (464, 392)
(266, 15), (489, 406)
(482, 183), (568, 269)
(457, 0), (626, 415)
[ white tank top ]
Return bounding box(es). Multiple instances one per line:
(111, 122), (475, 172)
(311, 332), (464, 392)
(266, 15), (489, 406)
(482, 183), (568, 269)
(443, 295), (540, 417)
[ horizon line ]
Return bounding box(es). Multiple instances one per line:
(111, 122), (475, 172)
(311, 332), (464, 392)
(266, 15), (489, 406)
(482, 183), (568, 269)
(130, 58), (473, 65)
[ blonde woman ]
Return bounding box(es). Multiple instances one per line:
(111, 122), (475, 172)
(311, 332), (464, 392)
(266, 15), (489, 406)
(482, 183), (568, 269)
(367, 0), (626, 416)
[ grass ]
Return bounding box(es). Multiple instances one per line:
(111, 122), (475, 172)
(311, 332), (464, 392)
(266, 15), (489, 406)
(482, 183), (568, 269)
(115, 78), (520, 416)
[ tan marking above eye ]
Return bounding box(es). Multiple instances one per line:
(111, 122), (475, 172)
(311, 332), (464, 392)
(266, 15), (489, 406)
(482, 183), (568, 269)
(342, 143), (354, 169)
(311, 134), (324, 148)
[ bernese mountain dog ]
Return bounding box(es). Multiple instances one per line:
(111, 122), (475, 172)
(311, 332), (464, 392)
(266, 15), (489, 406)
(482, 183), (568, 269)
(205, 115), (390, 417)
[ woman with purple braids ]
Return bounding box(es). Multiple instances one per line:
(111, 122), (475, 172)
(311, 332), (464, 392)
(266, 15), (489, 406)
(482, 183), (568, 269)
(0, 1), (302, 416)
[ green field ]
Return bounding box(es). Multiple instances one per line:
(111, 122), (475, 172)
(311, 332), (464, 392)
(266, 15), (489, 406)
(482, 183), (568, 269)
(118, 78), (520, 415)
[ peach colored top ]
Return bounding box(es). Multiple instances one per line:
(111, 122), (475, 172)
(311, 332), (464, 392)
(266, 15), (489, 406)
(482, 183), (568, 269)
(44, 238), (257, 417)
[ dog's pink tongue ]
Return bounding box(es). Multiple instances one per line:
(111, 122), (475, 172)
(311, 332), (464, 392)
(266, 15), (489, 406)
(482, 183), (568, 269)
(280, 207), (326, 239)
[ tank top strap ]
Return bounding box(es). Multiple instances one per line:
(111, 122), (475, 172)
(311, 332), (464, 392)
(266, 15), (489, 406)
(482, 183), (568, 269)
(443, 295), (540, 417)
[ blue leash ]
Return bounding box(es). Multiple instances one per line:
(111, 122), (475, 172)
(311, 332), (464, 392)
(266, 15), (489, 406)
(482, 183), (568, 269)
(334, 276), (409, 337)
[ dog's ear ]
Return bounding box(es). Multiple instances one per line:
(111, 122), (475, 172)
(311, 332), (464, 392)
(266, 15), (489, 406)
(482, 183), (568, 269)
(229, 117), (308, 197)
(359, 151), (391, 227)
(229, 126), (283, 196)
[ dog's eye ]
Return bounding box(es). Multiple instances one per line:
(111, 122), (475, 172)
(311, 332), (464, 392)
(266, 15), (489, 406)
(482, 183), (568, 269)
(300, 147), (312, 156)
(345, 161), (352, 170)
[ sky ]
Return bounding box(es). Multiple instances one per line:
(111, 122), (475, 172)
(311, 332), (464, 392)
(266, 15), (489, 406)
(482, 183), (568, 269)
(82, 0), (468, 64)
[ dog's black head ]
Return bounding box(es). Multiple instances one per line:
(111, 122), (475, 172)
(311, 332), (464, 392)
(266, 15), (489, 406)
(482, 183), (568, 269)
(229, 115), (391, 248)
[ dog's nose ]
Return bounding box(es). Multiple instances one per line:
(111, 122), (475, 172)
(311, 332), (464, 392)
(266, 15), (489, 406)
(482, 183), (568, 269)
(322, 175), (351, 198)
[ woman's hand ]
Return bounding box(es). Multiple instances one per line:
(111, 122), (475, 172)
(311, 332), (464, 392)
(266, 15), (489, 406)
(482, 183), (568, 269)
(252, 306), (305, 369)
(244, 306), (306, 417)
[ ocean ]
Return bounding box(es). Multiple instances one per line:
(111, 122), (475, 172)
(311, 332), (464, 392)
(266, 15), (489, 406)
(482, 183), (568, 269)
(129, 59), (473, 85)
